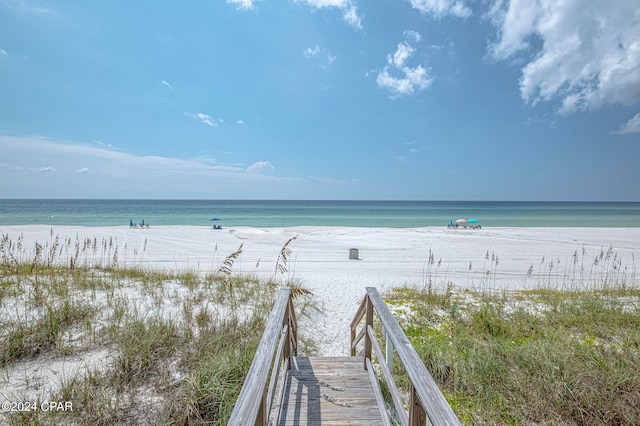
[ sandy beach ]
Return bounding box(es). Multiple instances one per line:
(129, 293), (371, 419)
(3, 225), (639, 356)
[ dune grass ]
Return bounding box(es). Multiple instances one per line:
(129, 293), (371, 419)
(384, 283), (640, 425)
(0, 231), (310, 425)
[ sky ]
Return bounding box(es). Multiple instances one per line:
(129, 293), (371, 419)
(1, 0), (639, 201)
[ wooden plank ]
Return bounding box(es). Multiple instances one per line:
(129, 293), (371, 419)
(365, 287), (461, 426)
(275, 356), (386, 426)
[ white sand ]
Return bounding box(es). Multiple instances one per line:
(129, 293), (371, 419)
(3, 225), (640, 356)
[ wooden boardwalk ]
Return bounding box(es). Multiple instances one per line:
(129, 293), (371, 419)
(272, 356), (386, 425)
(228, 287), (461, 426)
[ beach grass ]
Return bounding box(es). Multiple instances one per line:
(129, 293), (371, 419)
(383, 283), (640, 425)
(0, 232), (309, 425)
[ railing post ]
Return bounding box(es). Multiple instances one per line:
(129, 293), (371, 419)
(409, 383), (427, 426)
(256, 391), (267, 426)
(350, 324), (356, 356)
(364, 295), (373, 370)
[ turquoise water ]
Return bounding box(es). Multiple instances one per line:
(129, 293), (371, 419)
(0, 200), (639, 227)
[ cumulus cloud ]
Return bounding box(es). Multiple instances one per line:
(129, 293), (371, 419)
(376, 32), (433, 98)
(296, 0), (363, 29)
(342, 3), (362, 29)
(184, 112), (219, 127)
(237, 120), (245, 125)
(613, 113), (640, 135)
(246, 161), (275, 174)
(488, 0), (640, 114)
(407, 0), (472, 18)
(75, 168), (90, 174)
(227, 0), (257, 10)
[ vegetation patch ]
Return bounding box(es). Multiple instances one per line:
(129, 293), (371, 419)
(0, 231), (311, 425)
(384, 285), (640, 425)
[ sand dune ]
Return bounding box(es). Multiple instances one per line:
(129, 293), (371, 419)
(3, 225), (639, 355)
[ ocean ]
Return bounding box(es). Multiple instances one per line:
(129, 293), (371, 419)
(0, 200), (639, 228)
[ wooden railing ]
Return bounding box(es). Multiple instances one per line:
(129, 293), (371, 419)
(228, 287), (297, 426)
(351, 287), (461, 426)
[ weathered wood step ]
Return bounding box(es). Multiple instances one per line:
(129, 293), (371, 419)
(272, 356), (386, 426)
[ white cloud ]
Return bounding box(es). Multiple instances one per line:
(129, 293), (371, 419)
(246, 161), (275, 174)
(184, 111), (219, 127)
(0, 136), (356, 198)
(304, 45), (337, 68)
(342, 4), (362, 29)
(296, 0), (363, 29)
(0, 162), (21, 171)
(161, 80), (173, 90)
(613, 113), (640, 135)
(407, 0), (472, 18)
(488, 0), (640, 114)
(377, 32), (433, 98)
(227, 0), (257, 10)
(237, 120), (245, 125)
(304, 45), (321, 58)
(391, 42), (414, 68)
(404, 30), (422, 43)
(0, 136), (279, 182)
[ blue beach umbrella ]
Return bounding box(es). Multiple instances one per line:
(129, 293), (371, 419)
(468, 218), (479, 223)
(129, 219), (133, 227)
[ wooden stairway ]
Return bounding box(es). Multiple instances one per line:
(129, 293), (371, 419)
(272, 356), (386, 425)
(228, 287), (461, 426)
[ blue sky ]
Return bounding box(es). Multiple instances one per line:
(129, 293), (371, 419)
(1, 0), (639, 201)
